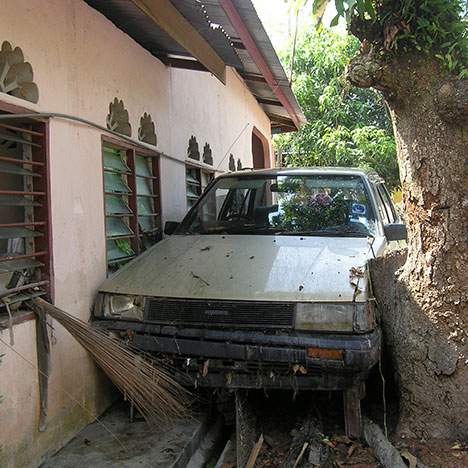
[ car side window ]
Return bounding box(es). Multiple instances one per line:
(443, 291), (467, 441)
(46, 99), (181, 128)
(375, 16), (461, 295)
(372, 184), (390, 224)
(377, 184), (396, 223)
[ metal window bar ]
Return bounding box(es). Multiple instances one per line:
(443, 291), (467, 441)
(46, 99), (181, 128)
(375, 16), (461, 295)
(135, 153), (160, 246)
(0, 115), (50, 304)
(186, 166), (201, 209)
(185, 166), (214, 209)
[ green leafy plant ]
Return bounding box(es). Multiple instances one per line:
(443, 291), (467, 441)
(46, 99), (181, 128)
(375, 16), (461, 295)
(116, 239), (133, 256)
(274, 190), (349, 231)
(275, 28), (400, 189)
(304, 0), (467, 77)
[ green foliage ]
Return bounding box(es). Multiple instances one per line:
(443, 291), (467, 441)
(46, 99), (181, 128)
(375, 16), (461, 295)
(388, 0), (468, 77)
(276, 29), (400, 190)
(116, 239), (133, 255)
(306, 0), (467, 77)
(274, 190), (349, 232)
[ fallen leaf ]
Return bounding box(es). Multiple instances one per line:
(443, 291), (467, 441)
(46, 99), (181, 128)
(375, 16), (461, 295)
(401, 448), (417, 468)
(202, 359), (210, 377)
(349, 266), (365, 277)
(347, 443), (357, 457)
(292, 364), (307, 375)
(334, 435), (352, 445)
(322, 438), (336, 448)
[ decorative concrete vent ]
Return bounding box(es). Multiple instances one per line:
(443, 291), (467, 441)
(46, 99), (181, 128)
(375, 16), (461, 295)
(106, 98), (131, 137)
(187, 135), (200, 160)
(202, 143), (213, 165)
(138, 112), (157, 146)
(229, 154), (236, 171)
(237, 158), (243, 170)
(0, 41), (39, 103)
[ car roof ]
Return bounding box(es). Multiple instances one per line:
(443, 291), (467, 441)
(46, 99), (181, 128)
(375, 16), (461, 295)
(218, 167), (384, 184)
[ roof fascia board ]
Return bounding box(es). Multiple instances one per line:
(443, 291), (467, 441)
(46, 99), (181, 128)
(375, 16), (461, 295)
(130, 0), (226, 83)
(219, 0), (300, 129)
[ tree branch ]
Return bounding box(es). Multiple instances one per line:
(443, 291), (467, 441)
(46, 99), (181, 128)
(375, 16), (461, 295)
(346, 44), (395, 99)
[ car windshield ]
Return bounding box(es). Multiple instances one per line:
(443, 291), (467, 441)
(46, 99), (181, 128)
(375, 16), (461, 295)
(178, 174), (377, 237)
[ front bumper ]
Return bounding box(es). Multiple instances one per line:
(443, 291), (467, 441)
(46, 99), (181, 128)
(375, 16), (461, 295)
(94, 319), (381, 390)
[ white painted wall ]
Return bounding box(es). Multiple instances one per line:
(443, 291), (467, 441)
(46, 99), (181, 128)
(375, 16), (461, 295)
(0, 0), (272, 466)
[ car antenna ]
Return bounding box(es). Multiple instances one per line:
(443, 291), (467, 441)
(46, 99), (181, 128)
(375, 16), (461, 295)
(215, 122), (251, 171)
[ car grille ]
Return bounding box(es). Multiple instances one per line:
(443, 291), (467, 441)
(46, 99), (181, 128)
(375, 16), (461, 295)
(144, 299), (295, 328)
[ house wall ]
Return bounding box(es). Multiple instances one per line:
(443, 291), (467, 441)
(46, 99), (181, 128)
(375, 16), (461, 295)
(0, 1), (271, 466)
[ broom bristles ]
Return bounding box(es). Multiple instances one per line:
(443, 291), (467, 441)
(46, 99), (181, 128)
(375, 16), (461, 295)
(32, 298), (191, 424)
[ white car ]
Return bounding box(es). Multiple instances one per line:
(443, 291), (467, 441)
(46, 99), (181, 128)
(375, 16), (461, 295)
(94, 167), (406, 436)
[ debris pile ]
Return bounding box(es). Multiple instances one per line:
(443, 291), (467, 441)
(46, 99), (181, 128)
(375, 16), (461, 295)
(255, 418), (379, 467)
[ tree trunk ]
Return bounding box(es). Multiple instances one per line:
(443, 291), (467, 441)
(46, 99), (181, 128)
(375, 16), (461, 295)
(350, 53), (467, 439)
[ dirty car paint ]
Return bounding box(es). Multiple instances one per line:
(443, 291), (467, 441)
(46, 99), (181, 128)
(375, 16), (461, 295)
(99, 234), (385, 302)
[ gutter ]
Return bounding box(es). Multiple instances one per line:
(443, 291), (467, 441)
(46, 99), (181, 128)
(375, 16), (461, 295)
(219, 0), (301, 130)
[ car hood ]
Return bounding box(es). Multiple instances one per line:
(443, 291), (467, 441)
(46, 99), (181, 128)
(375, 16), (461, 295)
(100, 235), (380, 302)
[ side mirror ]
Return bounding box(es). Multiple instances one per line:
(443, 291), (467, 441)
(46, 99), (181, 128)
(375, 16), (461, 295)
(383, 223), (407, 241)
(164, 221), (180, 235)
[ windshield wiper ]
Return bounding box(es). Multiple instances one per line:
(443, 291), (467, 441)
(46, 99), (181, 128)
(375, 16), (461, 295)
(275, 230), (369, 237)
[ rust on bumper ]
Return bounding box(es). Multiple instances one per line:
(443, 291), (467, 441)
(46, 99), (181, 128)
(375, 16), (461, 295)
(94, 319), (381, 391)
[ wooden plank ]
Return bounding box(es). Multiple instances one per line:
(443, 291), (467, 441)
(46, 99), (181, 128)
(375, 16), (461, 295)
(255, 96), (283, 107)
(130, 0), (226, 84)
(266, 112), (297, 128)
(245, 434), (264, 468)
(0, 280), (49, 299)
(343, 384), (363, 438)
(157, 55), (208, 72)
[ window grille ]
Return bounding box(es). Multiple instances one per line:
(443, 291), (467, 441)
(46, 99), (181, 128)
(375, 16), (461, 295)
(185, 165), (214, 209)
(102, 140), (161, 273)
(0, 113), (51, 312)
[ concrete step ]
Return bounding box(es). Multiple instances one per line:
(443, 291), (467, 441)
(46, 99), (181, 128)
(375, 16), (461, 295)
(41, 403), (207, 468)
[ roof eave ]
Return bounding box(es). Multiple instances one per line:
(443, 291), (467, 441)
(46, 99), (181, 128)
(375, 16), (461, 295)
(219, 0), (303, 130)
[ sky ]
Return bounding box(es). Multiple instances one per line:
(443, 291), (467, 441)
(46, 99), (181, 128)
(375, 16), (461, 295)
(251, 0), (342, 55)
(251, 0), (311, 53)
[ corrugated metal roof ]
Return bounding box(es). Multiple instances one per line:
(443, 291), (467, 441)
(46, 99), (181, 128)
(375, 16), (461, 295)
(84, 0), (305, 131)
(172, 0), (243, 68)
(205, 0), (305, 130)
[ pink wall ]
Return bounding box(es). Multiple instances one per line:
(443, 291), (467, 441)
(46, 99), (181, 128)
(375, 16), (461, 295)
(0, 1), (272, 466)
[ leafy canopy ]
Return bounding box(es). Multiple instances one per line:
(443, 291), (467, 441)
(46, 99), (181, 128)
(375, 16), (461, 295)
(307, 0), (467, 77)
(276, 29), (400, 190)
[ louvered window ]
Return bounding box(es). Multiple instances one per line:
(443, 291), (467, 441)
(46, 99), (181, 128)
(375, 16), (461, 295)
(102, 139), (161, 273)
(186, 165), (214, 209)
(0, 114), (51, 313)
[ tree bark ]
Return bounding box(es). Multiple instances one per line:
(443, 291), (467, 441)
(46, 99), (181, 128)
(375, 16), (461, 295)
(350, 53), (467, 439)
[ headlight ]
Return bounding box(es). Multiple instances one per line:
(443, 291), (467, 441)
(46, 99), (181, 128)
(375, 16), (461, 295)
(295, 302), (375, 333)
(93, 293), (145, 320)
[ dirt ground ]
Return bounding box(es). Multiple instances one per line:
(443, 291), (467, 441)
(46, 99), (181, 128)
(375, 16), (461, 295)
(223, 390), (468, 467)
(41, 392), (467, 468)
